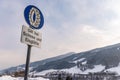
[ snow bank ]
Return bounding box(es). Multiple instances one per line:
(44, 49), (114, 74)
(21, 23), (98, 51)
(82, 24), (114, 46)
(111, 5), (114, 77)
(0, 76), (18, 80)
(0, 76), (49, 80)
(107, 66), (120, 75)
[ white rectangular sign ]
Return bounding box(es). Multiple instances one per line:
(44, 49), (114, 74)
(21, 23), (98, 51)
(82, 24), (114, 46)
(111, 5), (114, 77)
(21, 25), (42, 48)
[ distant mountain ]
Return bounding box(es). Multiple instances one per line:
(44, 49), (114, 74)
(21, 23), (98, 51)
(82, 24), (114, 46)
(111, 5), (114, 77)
(0, 52), (75, 74)
(1, 43), (120, 75)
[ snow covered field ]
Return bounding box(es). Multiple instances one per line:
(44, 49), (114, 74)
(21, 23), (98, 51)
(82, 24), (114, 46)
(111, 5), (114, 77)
(35, 65), (106, 75)
(0, 76), (49, 80)
(1, 64), (120, 80)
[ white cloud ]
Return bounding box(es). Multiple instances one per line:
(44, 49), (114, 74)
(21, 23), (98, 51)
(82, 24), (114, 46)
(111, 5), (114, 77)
(31, 0), (120, 59)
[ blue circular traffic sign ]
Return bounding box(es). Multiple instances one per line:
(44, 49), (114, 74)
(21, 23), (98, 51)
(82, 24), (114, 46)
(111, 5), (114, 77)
(24, 5), (44, 29)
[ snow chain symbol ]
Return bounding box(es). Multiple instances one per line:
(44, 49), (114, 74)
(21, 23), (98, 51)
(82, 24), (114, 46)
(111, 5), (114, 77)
(29, 7), (40, 28)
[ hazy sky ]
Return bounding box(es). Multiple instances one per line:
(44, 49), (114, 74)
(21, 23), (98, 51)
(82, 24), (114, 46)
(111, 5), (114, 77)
(1, 0), (120, 70)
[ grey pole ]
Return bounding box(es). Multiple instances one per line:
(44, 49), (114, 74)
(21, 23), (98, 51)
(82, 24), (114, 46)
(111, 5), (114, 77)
(24, 45), (31, 80)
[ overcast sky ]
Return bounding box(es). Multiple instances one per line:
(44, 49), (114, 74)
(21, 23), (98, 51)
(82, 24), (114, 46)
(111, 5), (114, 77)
(1, 0), (120, 70)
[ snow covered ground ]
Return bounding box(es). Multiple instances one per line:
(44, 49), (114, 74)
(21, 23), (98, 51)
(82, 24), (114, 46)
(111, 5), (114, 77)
(35, 64), (120, 77)
(1, 64), (120, 80)
(0, 76), (49, 80)
(35, 65), (106, 75)
(107, 64), (120, 75)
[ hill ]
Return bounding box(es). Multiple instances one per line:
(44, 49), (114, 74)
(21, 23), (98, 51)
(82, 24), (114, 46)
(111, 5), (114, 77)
(1, 43), (120, 75)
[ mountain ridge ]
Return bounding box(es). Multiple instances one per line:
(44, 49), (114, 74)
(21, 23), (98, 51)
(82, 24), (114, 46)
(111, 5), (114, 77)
(1, 43), (120, 74)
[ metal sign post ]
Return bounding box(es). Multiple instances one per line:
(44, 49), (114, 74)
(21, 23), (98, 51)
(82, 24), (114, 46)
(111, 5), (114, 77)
(24, 45), (31, 80)
(21, 5), (44, 80)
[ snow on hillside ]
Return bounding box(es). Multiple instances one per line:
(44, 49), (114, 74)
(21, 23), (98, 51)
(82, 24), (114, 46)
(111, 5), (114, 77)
(35, 64), (120, 78)
(62, 65), (105, 74)
(73, 58), (85, 63)
(107, 63), (120, 75)
(83, 65), (105, 73)
(35, 69), (57, 75)
(0, 64), (120, 80)
(0, 76), (49, 80)
(35, 65), (105, 75)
